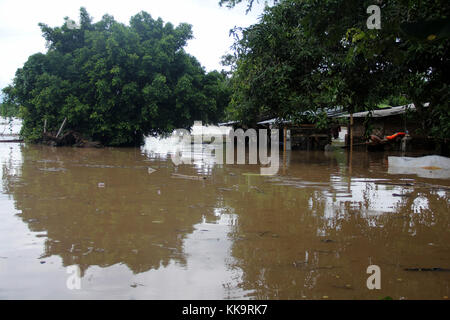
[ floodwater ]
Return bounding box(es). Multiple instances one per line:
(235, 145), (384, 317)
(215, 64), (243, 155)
(0, 133), (449, 300)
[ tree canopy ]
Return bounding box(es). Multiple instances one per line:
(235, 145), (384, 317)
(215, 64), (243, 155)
(223, 0), (450, 141)
(4, 8), (230, 146)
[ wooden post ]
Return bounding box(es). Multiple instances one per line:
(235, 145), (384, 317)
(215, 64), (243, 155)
(56, 117), (67, 138)
(349, 113), (353, 176)
(349, 113), (354, 150)
(43, 118), (47, 133)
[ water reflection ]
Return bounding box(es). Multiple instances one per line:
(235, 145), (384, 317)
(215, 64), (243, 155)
(0, 138), (449, 299)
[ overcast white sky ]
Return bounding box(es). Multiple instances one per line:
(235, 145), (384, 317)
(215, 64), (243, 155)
(0, 0), (266, 90)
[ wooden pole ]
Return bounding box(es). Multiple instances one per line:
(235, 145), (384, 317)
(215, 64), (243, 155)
(349, 113), (353, 176)
(43, 118), (47, 133)
(350, 113), (354, 151)
(56, 117), (67, 138)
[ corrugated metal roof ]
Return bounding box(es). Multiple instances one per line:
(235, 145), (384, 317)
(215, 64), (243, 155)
(217, 120), (240, 126)
(227, 103), (426, 126)
(257, 118), (291, 125)
(338, 103), (428, 118)
(257, 107), (346, 125)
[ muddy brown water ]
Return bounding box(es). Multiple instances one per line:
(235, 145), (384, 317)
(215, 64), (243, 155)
(0, 140), (449, 299)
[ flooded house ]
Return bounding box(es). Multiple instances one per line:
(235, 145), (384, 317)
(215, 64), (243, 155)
(257, 108), (345, 151)
(339, 103), (446, 153)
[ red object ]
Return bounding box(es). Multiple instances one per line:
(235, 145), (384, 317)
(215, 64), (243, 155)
(386, 132), (406, 140)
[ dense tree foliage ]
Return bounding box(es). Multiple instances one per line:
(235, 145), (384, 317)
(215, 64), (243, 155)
(1, 86), (19, 117)
(223, 0), (449, 141)
(4, 8), (230, 146)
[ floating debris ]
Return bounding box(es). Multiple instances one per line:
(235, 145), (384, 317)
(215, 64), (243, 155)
(258, 231), (271, 237)
(171, 173), (207, 181)
(218, 187), (233, 192)
(392, 193), (412, 197)
(332, 284), (353, 290)
(250, 186), (264, 193)
(404, 267), (450, 272)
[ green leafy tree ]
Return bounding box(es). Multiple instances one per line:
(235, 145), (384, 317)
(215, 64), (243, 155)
(225, 1), (393, 127)
(223, 0), (449, 142)
(5, 8), (230, 146)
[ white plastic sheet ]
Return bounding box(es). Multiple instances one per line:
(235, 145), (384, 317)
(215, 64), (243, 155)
(388, 155), (450, 179)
